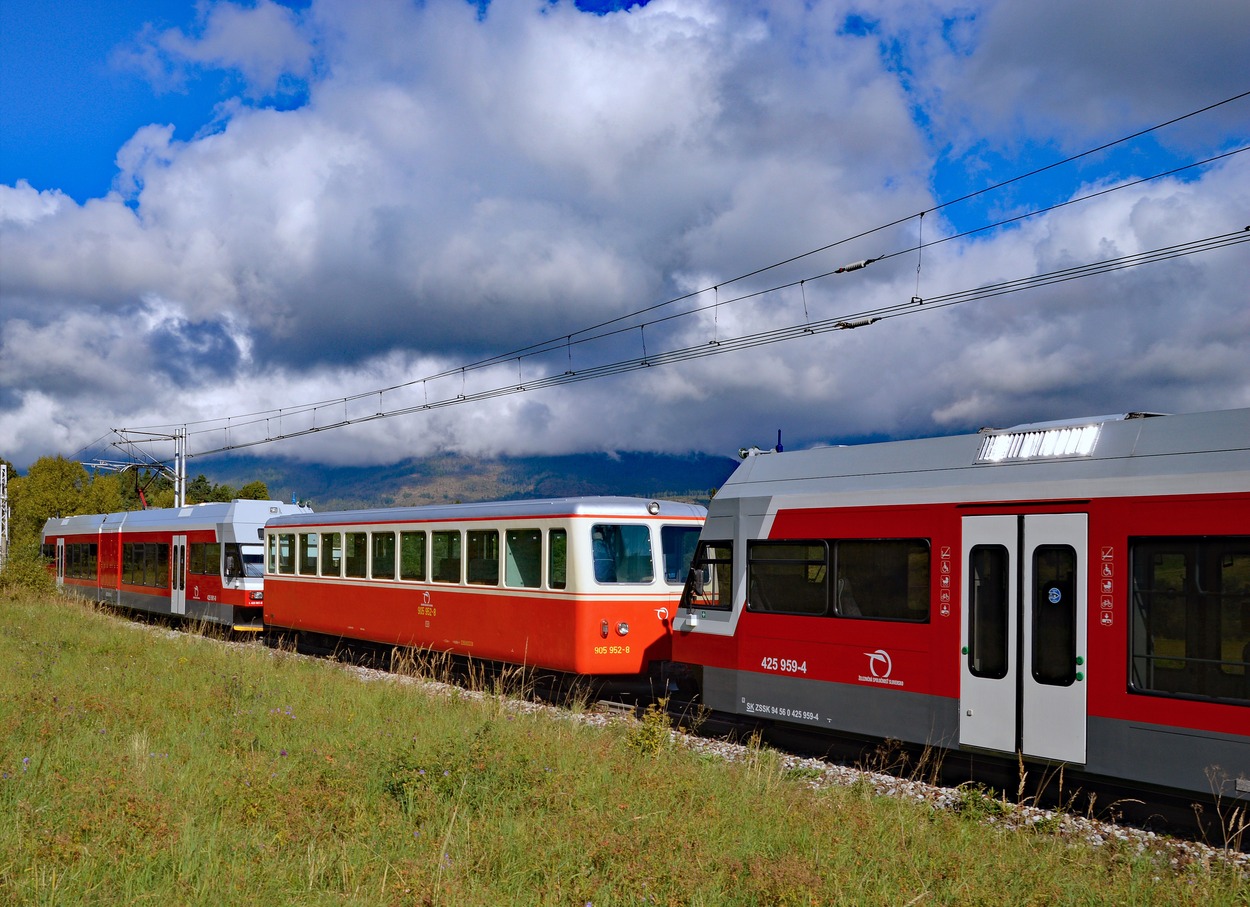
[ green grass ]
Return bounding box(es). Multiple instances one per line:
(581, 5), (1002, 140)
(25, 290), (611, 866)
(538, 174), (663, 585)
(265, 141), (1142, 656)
(1, 591), (1246, 906)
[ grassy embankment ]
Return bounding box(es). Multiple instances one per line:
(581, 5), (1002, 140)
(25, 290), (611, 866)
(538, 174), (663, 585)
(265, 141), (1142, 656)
(0, 591), (1245, 906)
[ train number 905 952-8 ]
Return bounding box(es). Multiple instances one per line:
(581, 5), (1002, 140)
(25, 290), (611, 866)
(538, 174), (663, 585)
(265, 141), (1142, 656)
(760, 656), (807, 674)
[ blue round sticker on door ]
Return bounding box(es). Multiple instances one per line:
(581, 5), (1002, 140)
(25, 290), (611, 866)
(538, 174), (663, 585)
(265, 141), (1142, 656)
(1048, 587), (1062, 604)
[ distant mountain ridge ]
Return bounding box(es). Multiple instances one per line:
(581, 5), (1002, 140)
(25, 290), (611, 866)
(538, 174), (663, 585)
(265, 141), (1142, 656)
(195, 451), (739, 511)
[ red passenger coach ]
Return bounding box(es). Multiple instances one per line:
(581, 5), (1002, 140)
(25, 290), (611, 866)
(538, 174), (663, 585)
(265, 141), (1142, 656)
(263, 497), (706, 675)
(674, 408), (1250, 803)
(42, 500), (312, 630)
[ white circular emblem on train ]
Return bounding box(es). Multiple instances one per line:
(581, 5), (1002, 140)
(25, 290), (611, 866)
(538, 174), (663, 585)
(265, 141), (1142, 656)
(1048, 587), (1062, 604)
(864, 649), (892, 679)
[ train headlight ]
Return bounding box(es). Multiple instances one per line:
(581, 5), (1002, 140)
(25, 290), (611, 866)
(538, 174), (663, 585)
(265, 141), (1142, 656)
(600, 620), (609, 639)
(616, 622), (630, 637)
(249, 591), (264, 602)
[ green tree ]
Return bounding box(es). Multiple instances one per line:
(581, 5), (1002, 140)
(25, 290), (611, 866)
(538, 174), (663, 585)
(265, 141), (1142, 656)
(84, 471), (127, 515)
(237, 480), (270, 500)
(187, 474), (216, 503)
(8, 456), (90, 547)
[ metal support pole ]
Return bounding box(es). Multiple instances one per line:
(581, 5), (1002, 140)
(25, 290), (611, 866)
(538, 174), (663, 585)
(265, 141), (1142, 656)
(0, 463), (9, 570)
(174, 428), (186, 508)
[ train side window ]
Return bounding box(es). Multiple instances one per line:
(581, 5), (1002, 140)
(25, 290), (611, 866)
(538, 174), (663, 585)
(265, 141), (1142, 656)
(1130, 537), (1250, 704)
(505, 529), (542, 588)
(344, 532), (368, 578)
(190, 544), (215, 579)
(834, 540), (930, 622)
(661, 525), (702, 585)
(748, 541), (828, 615)
(1032, 545), (1076, 686)
(681, 540), (733, 612)
(320, 532), (342, 577)
(267, 535), (277, 574)
(591, 524), (654, 584)
(277, 534), (296, 576)
(372, 531), (397, 580)
(968, 545), (1010, 679)
(155, 543), (170, 588)
(432, 531), (462, 583)
(400, 531), (426, 581)
(205, 542), (222, 576)
(466, 530), (499, 585)
(548, 529), (567, 589)
(299, 533), (319, 576)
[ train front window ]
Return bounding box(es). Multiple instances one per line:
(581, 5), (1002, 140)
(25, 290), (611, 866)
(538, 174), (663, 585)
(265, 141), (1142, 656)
(225, 543), (264, 578)
(748, 541), (828, 615)
(590, 524), (654, 584)
(661, 525), (702, 585)
(681, 540), (733, 612)
(1130, 537), (1250, 705)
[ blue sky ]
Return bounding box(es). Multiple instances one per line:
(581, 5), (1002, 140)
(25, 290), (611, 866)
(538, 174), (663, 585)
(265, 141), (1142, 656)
(1, 1), (227, 203)
(2, 0), (1248, 470)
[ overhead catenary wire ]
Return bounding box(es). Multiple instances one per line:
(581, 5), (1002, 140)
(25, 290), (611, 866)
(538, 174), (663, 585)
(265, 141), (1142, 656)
(109, 90), (1250, 461)
(170, 227), (1249, 457)
(124, 138), (1250, 455)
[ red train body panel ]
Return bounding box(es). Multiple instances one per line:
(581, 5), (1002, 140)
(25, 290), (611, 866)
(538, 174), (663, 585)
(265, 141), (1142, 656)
(264, 497), (705, 675)
(42, 500), (311, 629)
(674, 408), (1250, 801)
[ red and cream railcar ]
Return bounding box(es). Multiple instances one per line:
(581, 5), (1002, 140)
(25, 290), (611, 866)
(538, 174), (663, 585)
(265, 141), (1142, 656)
(42, 500), (311, 630)
(263, 497), (705, 675)
(675, 407), (1249, 802)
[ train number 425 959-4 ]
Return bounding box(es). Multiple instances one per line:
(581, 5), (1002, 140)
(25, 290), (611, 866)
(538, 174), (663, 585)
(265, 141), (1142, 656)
(761, 657), (808, 674)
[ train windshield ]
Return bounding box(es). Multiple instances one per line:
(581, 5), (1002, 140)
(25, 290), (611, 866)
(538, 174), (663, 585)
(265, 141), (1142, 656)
(681, 541), (733, 611)
(225, 543), (265, 578)
(590, 524), (654, 583)
(662, 525), (702, 584)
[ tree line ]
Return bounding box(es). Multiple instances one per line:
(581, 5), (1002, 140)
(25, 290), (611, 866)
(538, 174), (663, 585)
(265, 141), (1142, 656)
(1, 455), (269, 590)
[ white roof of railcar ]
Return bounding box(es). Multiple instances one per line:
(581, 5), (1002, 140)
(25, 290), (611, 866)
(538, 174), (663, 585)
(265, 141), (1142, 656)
(43, 500), (309, 539)
(266, 496), (706, 530)
(717, 407), (1250, 506)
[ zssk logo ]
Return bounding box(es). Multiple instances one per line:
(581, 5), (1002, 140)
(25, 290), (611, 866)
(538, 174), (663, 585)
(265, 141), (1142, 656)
(864, 648), (892, 679)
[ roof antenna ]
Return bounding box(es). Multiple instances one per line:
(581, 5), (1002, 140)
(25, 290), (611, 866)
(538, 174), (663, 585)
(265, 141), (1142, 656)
(776, 429), (783, 453)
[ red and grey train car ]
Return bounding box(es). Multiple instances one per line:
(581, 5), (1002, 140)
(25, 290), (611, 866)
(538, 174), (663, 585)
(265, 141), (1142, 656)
(42, 500), (311, 630)
(675, 407), (1249, 803)
(263, 497), (705, 675)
